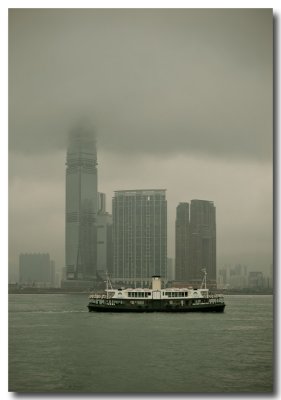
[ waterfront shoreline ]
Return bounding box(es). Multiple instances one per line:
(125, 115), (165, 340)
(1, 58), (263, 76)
(8, 287), (273, 295)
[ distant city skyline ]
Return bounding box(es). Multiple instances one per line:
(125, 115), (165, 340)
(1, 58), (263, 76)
(9, 9), (272, 276)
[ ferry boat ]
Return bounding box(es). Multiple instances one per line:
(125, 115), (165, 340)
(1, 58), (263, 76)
(87, 271), (225, 313)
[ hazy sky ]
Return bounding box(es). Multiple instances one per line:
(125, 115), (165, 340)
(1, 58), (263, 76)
(9, 8), (273, 273)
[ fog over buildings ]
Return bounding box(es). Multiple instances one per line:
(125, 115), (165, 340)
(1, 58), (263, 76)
(9, 9), (272, 276)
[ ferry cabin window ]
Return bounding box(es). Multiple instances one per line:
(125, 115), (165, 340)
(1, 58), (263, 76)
(131, 292), (146, 297)
(165, 292), (188, 297)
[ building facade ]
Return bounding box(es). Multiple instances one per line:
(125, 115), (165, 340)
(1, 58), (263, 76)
(97, 193), (113, 278)
(167, 257), (175, 282)
(175, 203), (190, 281)
(189, 199), (216, 285)
(112, 189), (167, 286)
(65, 122), (98, 280)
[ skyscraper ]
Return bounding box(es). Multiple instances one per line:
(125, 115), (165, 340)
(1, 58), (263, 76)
(175, 203), (190, 281)
(112, 189), (167, 286)
(65, 122), (98, 281)
(175, 199), (216, 286)
(189, 199), (216, 284)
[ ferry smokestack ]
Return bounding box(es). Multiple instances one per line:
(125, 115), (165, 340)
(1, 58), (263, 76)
(152, 276), (161, 291)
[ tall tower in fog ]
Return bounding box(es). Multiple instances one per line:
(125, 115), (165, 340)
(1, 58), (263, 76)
(65, 122), (98, 280)
(175, 203), (190, 281)
(189, 199), (216, 284)
(112, 189), (167, 286)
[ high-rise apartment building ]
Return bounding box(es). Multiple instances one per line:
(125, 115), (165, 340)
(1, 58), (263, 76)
(175, 203), (190, 281)
(189, 199), (216, 284)
(19, 253), (53, 287)
(65, 122), (98, 280)
(175, 199), (216, 286)
(112, 189), (167, 286)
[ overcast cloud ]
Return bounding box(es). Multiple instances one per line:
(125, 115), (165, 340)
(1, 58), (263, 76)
(9, 9), (273, 274)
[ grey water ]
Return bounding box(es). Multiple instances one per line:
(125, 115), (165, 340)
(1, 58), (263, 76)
(9, 294), (273, 393)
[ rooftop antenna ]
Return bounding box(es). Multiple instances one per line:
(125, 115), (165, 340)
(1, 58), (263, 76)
(201, 268), (207, 289)
(104, 271), (113, 299)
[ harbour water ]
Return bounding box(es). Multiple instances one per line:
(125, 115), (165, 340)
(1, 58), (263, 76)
(9, 294), (273, 393)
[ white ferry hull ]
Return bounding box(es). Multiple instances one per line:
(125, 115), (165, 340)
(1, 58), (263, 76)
(87, 300), (225, 313)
